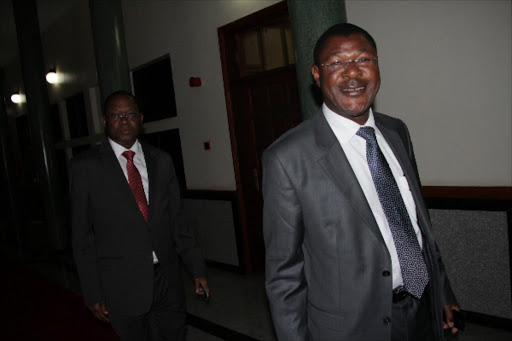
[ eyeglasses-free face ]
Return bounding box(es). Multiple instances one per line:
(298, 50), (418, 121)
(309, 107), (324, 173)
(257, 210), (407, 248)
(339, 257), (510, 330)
(312, 33), (381, 125)
(102, 95), (144, 149)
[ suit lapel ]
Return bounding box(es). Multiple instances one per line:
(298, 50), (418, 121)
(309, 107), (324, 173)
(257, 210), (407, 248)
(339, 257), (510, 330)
(375, 118), (425, 214)
(99, 141), (132, 192)
(375, 119), (415, 187)
(375, 116), (431, 239)
(376, 118), (438, 282)
(314, 114), (386, 246)
(142, 143), (157, 223)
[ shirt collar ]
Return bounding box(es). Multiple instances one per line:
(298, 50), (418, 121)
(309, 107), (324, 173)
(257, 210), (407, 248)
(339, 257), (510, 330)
(322, 103), (376, 146)
(108, 138), (142, 159)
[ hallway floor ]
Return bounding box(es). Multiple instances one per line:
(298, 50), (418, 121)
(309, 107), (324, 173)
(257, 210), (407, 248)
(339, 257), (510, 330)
(2, 221), (511, 341)
(183, 267), (512, 341)
(17, 255), (512, 341)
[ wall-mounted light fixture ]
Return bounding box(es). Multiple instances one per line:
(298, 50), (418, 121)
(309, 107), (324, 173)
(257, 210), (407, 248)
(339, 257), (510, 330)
(10, 90), (26, 104)
(46, 66), (59, 84)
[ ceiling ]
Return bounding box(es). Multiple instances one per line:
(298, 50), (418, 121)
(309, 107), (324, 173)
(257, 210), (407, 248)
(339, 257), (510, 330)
(0, 0), (86, 67)
(0, 0), (173, 68)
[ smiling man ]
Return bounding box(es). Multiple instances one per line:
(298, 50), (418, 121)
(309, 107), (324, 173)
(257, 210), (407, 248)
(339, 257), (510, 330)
(70, 90), (209, 341)
(263, 23), (459, 341)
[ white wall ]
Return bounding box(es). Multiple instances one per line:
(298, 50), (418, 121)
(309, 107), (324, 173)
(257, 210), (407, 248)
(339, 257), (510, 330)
(346, 0), (512, 186)
(122, 0), (280, 190)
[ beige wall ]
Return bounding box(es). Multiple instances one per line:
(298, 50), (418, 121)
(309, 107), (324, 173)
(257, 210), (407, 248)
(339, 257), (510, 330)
(346, 0), (512, 186)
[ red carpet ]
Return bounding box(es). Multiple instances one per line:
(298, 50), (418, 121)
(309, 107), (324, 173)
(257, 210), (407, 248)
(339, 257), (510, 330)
(1, 257), (118, 341)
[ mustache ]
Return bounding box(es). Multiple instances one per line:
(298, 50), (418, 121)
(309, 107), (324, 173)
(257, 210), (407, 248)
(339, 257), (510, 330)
(341, 79), (366, 89)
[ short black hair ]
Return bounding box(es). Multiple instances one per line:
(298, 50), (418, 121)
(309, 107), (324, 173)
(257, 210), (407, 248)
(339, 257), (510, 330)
(103, 90), (140, 115)
(313, 23), (377, 65)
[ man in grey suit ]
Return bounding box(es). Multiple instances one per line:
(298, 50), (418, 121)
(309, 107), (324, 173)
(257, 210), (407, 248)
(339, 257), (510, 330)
(263, 23), (460, 340)
(70, 90), (209, 340)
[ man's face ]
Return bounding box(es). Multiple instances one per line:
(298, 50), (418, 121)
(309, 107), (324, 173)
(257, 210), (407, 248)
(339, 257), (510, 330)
(312, 33), (380, 124)
(102, 95), (143, 149)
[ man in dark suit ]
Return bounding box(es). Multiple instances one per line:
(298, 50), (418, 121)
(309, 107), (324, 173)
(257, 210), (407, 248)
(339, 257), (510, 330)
(70, 90), (209, 340)
(263, 23), (460, 340)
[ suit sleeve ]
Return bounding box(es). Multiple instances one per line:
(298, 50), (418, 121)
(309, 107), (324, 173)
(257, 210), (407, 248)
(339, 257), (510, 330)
(69, 158), (103, 306)
(399, 120), (456, 305)
(262, 149), (309, 341)
(167, 156), (206, 278)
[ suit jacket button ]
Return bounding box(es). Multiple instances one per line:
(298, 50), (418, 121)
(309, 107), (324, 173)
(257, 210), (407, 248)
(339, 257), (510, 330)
(382, 270), (391, 277)
(383, 317), (391, 325)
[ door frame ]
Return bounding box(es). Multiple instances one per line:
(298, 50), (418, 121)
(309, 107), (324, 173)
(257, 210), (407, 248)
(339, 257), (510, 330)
(218, 1), (289, 273)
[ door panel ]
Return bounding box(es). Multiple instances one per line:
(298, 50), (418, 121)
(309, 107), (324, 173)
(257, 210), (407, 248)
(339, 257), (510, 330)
(219, 2), (302, 272)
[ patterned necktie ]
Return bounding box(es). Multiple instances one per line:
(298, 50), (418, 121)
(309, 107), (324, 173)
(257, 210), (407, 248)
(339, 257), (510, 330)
(122, 150), (149, 222)
(357, 126), (429, 299)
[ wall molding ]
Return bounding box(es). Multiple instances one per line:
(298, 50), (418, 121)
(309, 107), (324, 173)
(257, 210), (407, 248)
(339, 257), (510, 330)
(423, 186), (512, 211)
(423, 186), (512, 200)
(182, 187), (512, 201)
(182, 189), (236, 201)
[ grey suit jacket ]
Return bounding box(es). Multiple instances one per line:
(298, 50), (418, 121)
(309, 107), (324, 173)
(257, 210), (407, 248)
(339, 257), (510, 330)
(263, 111), (455, 341)
(70, 140), (205, 315)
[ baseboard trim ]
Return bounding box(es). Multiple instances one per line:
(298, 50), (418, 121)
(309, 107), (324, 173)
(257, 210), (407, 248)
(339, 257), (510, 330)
(187, 313), (260, 341)
(205, 259), (244, 274)
(463, 310), (512, 332)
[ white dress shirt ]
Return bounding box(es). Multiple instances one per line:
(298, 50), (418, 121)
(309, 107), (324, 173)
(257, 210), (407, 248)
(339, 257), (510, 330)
(109, 138), (149, 202)
(323, 105), (423, 289)
(108, 138), (158, 263)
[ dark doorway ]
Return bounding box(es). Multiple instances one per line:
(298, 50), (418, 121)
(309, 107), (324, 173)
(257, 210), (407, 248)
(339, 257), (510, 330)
(218, 1), (302, 272)
(141, 129), (186, 192)
(132, 55), (178, 123)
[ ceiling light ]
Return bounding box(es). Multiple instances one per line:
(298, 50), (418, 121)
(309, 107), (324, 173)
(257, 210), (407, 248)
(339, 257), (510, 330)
(46, 67), (59, 84)
(10, 91), (25, 104)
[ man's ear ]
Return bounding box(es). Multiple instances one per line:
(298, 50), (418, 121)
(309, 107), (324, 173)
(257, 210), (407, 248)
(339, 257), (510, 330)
(312, 65), (321, 87)
(101, 115), (106, 127)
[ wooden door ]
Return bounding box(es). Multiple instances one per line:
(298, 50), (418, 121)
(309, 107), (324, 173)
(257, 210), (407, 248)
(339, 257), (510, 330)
(219, 2), (302, 272)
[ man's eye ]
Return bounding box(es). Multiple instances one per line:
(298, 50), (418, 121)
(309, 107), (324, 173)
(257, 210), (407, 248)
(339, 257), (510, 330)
(331, 61), (342, 66)
(357, 58), (370, 63)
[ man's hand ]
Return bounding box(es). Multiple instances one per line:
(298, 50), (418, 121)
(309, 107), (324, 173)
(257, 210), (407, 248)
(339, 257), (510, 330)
(194, 277), (210, 299)
(88, 301), (110, 323)
(442, 303), (461, 334)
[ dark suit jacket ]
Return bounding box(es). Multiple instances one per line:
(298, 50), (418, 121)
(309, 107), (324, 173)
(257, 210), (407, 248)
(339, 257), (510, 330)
(262, 111), (455, 341)
(70, 140), (205, 315)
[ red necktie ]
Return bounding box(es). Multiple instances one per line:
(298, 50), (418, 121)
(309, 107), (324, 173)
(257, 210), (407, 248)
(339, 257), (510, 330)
(122, 150), (149, 222)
